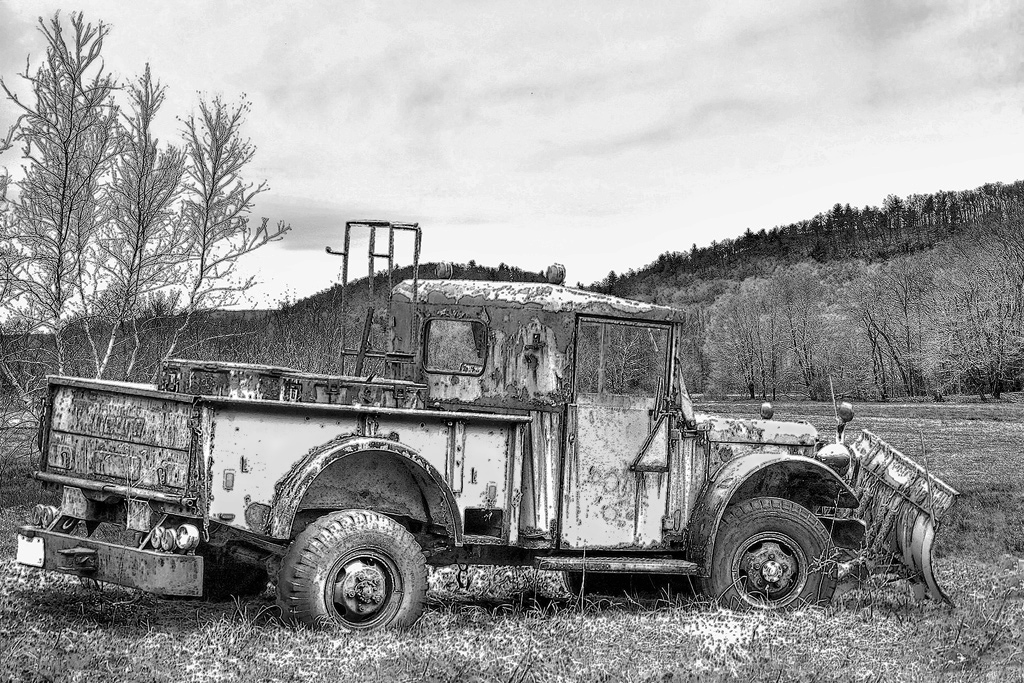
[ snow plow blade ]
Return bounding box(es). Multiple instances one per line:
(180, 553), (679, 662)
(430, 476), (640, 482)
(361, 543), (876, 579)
(848, 430), (959, 603)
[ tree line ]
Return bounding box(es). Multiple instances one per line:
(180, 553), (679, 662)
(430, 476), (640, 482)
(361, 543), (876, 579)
(675, 216), (1024, 401)
(601, 180), (1024, 298)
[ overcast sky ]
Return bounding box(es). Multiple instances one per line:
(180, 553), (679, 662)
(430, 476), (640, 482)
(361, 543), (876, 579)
(2, 1), (1023, 306)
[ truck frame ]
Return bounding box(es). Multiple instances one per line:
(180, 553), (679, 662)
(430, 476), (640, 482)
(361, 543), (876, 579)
(16, 221), (958, 630)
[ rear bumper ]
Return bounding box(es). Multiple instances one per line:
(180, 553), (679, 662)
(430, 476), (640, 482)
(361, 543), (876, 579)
(16, 526), (203, 597)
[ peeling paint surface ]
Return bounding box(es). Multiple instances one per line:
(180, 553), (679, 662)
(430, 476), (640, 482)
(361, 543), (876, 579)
(392, 279), (688, 322)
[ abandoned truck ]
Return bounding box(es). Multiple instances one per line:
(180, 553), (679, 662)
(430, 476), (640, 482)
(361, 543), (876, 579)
(16, 221), (958, 630)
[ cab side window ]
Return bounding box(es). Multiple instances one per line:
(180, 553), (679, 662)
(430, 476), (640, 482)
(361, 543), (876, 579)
(425, 319), (487, 375)
(576, 320), (668, 396)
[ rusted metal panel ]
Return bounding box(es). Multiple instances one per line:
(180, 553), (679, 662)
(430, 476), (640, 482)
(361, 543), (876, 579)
(160, 358), (426, 408)
(17, 525), (203, 596)
(697, 414), (817, 474)
(561, 397), (663, 549)
(33, 471), (196, 507)
(392, 279), (688, 323)
(518, 411), (561, 541)
(50, 384), (193, 450)
(699, 415), (818, 448)
(445, 420), (466, 493)
(192, 397), (524, 540)
(126, 498), (155, 532)
(201, 394), (531, 423)
(48, 376), (195, 403)
(535, 556), (698, 574)
(421, 311), (574, 409)
(632, 469), (669, 546)
(630, 414), (670, 471)
(266, 434), (463, 544)
(505, 425), (525, 545)
(47, 432), (190, 490)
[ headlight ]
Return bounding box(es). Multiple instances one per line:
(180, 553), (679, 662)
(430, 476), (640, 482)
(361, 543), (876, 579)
(817, 443), (852, 476)
(175, 524), (200, 551)
(159, 527), (177, 552)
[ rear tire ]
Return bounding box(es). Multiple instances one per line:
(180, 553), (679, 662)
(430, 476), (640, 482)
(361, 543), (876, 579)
(701, 497), (836, 609)
(277, 509), (427, 630)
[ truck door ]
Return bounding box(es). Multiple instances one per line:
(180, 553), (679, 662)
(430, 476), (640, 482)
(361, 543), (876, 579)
(560, 317), (671, 549)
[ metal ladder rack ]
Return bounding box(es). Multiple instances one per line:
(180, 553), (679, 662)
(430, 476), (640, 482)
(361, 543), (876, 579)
(326, 221), (421, 376)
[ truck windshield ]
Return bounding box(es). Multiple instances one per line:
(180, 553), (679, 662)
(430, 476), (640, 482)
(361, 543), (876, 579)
(576, 320), (668, 396)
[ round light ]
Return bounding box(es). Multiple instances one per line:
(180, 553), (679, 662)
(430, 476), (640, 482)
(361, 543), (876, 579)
(150, 525), (165, 549)
(30, 504), (44, 526)
(160, 527), (177, 552)
(837, 402), (855, 424)
(175, 524), (200, 551)
(40, 506), (59, 528)
(760, 402), (774, 420)
(818, 443), (852, 476)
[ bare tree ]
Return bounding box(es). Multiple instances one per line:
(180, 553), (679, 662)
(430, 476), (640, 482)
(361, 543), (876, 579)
(930, 228), (1024, 399)
(159, 95), (289, 367)
(0, 12), (119, 400)
(98, 65), (187, 379)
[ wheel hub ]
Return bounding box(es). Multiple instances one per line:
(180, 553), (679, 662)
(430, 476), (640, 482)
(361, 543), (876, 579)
(741, 541), (796, 595)
(334, 560), (387, 616)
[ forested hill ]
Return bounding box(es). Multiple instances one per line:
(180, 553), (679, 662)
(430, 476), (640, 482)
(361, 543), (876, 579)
(598, 179), (1024, 303)
(590, 179), (1024, 403)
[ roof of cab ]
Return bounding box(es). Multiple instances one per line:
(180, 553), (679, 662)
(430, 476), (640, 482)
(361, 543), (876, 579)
(392, 279), (687, 323)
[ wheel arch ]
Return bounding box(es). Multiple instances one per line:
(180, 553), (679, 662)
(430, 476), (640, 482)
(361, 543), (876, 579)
(268, 435), (463, 545)
(687, 453), (858, 575)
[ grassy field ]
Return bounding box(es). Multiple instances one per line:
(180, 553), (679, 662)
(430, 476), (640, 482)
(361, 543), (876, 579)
(0, 400), (1022, 682)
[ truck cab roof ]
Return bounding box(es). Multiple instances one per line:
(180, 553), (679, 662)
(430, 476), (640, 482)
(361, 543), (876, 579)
(391, 279), (688, 324)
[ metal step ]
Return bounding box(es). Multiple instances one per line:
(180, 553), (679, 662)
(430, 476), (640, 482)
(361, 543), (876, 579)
(462, 534), (504, 546)
(534, 556), (699, 575)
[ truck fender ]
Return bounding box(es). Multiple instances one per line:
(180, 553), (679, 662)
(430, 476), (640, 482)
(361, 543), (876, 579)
(268, 435), (463, 545)
(686, 453), (858, 575)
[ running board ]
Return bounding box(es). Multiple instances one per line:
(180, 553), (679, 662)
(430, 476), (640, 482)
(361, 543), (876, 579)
(534, 557), (699, 575)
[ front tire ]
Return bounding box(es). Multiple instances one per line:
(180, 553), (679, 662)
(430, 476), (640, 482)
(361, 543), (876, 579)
(276, 510), (427, 630)
(702, 497), (836, 609)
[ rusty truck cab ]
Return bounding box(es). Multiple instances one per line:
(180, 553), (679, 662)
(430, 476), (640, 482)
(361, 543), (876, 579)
(390, 279), (690, 551)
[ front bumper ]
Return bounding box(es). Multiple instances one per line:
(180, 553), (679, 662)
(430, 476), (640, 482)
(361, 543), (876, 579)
(16, 526), (204, 597)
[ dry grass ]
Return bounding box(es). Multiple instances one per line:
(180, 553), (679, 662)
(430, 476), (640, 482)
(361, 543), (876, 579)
(0, 551), (1021, 682)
